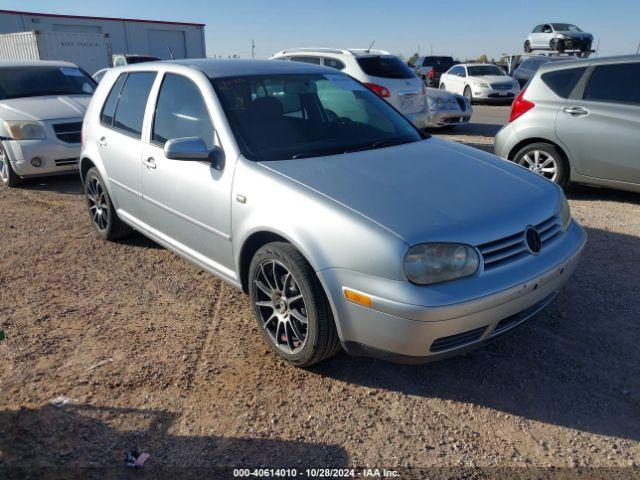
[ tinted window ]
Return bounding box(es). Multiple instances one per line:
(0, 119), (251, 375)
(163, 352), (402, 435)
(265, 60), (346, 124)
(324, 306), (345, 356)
(541, 67), (587, 98)
(289, 56), (321, 65)
(323, 57), (345, 70)
(467, 65), (506, 76)
(153, 74), (214, 147)
(0, 66), (95, 100)
(356, 56), (415, 79)
(584, 63), (640, 105)
(421, 57), (455, 72)
(112, 72), (156, 137)
(551, 24), (582, 32)
(533, 25), (544, 33)
(212, 73), (420, 161)
(100, 74), (126, 126)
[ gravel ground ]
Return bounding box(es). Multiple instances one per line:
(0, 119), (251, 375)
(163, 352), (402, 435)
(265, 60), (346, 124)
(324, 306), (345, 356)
(1, 114), (639, 477)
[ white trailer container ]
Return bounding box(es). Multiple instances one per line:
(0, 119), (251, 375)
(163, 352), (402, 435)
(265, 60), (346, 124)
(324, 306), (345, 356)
(0, 30), (111, 74)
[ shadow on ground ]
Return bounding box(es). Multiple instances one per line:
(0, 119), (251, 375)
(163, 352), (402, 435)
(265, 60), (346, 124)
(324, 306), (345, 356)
(0, 404), (348, 478)
(314, 226), (640, 441)
(18, 174), (82, 196)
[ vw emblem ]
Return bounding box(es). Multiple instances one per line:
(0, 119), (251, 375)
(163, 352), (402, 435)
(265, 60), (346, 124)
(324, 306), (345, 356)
(525, 227), (542, 255)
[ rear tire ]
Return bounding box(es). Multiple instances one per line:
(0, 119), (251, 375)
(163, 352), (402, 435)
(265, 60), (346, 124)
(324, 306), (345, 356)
(463, 86), (473, 104)
(439, 83), (446, 90)
(0, 142), (21, 188)
(524, 40), (531, 53)
(248, 242), (341, 367)
(84, 167), (132, 241)
(513, 142), (569, 187)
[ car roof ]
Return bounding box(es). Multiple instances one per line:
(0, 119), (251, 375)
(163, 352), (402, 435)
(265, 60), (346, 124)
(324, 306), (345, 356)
(0, 60), (78, 68)
(459, 63), (502, 67)
(537, 54), (640, 74)
(158, 58), (339, 77)
(272, 48), (393, 59)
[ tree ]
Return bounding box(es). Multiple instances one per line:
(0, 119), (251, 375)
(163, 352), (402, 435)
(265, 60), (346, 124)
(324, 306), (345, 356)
(408, 52), (419, 66)
(477, 54), (489, 63)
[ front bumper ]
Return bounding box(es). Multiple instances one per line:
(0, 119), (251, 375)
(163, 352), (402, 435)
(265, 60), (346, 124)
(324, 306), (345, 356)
(1, 138), (80, 178)
(407, 104), (472, 129)
(318, 221), (586, 363)
(473, 87), (519, 102)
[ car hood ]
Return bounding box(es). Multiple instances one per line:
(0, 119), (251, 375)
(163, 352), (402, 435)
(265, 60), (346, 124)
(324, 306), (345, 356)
(556, 31), (592, 39)
(471, 75), (512, 84)
(260, 138), (561, 247)
(0, 95), (90, 121)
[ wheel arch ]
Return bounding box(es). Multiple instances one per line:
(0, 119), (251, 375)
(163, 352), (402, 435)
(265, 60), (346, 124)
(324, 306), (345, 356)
(508, 137), (572, 182)
(79, 156), (96, 183)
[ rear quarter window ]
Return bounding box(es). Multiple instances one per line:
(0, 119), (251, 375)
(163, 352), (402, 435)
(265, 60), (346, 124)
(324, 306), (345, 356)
(541, 67), (587, 98)
(100, 74), (126, 126)
(583, 63), (640, 105)
(356, 56), (415, 79)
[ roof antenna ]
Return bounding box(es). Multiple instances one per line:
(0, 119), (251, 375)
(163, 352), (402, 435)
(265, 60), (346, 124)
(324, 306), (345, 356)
(367, 40), (375, 53)
(167, 47), (175, 60)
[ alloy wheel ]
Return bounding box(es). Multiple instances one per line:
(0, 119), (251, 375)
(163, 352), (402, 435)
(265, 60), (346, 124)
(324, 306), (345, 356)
(0, 144), (8, 184)
(86, 177), (110, 231)
(518, 150), (558, 182)
(253, 259), (309, 354)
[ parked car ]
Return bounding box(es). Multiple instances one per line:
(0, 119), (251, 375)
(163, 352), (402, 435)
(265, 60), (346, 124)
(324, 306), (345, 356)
(524, 24), (593, 56)
(80, 59), (585, 366)
(439, 63), (520, 104)
(412, 56), (456, 87)
(270, 48), (430, 128)
(495, 55), (640, 192)
(93, 68), (109, 83)
(512, 55), (577, 88)
(424, 87), (472, 128)
(0, 60), (96, 187)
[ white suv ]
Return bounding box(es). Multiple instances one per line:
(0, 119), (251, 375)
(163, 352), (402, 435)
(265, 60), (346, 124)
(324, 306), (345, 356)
(271, 48), (430, 128)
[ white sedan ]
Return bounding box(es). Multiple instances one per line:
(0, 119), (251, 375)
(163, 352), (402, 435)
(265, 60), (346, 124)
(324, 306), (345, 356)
(439, 63), (520, 104)
(0, 60), (95, 187)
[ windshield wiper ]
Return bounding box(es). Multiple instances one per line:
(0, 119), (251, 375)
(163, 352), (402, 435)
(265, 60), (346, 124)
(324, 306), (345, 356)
(343, 138), (415, 154)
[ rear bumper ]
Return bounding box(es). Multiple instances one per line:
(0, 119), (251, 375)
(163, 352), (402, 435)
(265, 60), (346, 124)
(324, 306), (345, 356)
(319, 221), (586, 363)
(2, 139), (80, 177)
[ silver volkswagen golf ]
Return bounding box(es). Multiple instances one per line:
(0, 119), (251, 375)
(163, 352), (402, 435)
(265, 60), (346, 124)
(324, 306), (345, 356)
(80, 60), (586, 367)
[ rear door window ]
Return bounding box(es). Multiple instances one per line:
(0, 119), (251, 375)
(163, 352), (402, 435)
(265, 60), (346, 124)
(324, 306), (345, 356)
(541, 67), (587, 98)
(356, 56), (415, 79)
(583, 63), (640, 105)
(111, 72), (156, 137)
(152, 73), (214, 148)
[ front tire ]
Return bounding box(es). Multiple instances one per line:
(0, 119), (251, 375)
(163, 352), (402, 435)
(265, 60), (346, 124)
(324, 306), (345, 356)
(0, 142), (21, 188)
(463, 86), (473, 104)
(84, 167), (132, 240)
(248, 242), (341, 367)
(513, 142), (569, 187)
(524, 40), (531, 53)
(439, 83), (446, 90)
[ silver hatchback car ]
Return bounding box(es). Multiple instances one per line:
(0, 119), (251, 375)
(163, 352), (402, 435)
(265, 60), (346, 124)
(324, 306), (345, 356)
(80, 60), (586, 367)
(495, 55), (640, 192)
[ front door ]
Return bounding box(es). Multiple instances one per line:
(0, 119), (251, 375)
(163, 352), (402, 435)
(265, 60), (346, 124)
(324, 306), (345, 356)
(141, 72), (235, 278)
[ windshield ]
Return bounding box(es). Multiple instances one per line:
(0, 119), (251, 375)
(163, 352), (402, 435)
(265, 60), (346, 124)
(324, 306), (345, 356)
(467, 65), (506, 77)
(0, 66), (96, 100)
(126, 56), (160, 64)
(423, 57), (455, 71)
(212, 73), (422, 161)
(356, 56), (415, 79)
(551, 23), (582, 32)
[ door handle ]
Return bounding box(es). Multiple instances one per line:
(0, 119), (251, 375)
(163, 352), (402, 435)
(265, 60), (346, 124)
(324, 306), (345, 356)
(142, 157), (156, 169)
(98, 137), (107, 147)
(563, 106), (589, 116)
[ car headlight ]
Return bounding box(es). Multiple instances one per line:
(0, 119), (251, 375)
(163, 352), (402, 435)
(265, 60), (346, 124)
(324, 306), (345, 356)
(4, 121), (47, 140)
(476, 81), (489, 88)
(560, 195), (572, 231)
(404, 243), (480, 285)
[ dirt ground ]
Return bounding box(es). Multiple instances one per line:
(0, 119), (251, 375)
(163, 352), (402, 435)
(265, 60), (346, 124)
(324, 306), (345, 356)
(1, 128), (639, 477)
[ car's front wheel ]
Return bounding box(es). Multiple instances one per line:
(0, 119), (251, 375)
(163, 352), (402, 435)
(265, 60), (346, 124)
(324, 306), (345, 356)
(524, 40), (531, 53)
(248, 242), (341, 367)
(84, 167), (132, 240)
(0, 142), (20, 188)
(513, 142), (568, 187)
(439, 83), (446, 90)
(463, 86), (473, 104)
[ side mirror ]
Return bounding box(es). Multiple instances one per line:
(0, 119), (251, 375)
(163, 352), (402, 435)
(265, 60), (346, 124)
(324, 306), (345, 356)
(164, 137), (224, 170)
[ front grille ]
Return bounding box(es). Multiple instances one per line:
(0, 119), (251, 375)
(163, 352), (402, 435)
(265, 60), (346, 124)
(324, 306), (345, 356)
(455, 97), (467, 111)
(53, 122), (82, 144)
(488, 92), (514, 98)
(430, 326), (487, 353)
(491, 83), (513, 90)
(54, 158), (78, 166)
(478, 215), (562, 271)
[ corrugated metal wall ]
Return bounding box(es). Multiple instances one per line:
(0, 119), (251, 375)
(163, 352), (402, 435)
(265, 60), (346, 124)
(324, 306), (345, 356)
(0, 31), (39, 61)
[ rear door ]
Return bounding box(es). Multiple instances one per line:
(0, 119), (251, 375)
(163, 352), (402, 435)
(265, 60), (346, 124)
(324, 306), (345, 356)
(97, 71), (156, 223)
(140, 72), (235, 276)
(355, 55), (424, 114)
(556, 62), (640, 184)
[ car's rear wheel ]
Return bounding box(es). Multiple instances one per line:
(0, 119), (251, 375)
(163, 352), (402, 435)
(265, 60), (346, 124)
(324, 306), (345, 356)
(0, 142), (20, 188)
(84, 167), (132, 240)
(248, 242), (341, 367)
(463, 86), (473, 104)
(524, 40), (531, 53)
(439, 83), (446, 90)
(513, 143), (568, 187)
(550, 39), (565, 52)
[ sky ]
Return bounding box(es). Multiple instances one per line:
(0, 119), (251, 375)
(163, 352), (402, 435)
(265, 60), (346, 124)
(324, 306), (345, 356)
(3, 0), (640, 60)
